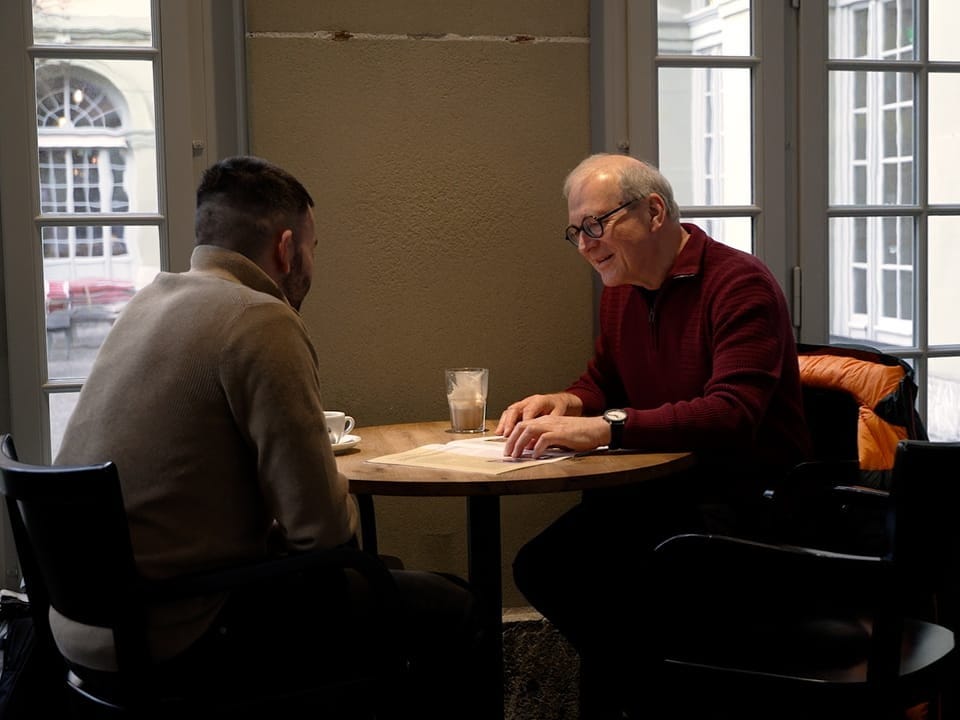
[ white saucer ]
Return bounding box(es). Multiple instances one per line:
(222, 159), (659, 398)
(332, 434), (361, 454)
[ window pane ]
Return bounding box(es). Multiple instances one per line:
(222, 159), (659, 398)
(929, 74), (960, 204)
(928, 358), (960, 441)
(854, 219), (867, 261)
(882, 217), (897, 255)
(33, 0), (152, 47)
(900, 268), (912, 321)
(853, 268), (867, 314)
(853, 166), (867, 204)
(829, 215), (915, 346)
(853, 9), (868, 58)
(49, 392), (81, 462)
(44, 225), (160, 381)
(659, 67), (752, 206)
(854, 71), (867, 107)
(929, 217), (960, 345)
(900, 217), (913, 263)
(930, 0), (960, 61)
(830, 71), (915, 206)
(883, 2), (898, 53)
(687, 217), (752, 254)
(855, 114), (867, 159)
(35, 59), (159, 213)
(830, 0), (915, 60)
(881, 269), (897, 317)
(658, 0), (751, 56)
(899, 106), (913, 156)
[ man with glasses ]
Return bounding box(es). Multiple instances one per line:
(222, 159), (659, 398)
(495, 152), (811, 718)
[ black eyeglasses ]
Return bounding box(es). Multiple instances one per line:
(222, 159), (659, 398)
(564, 198), (637, 246)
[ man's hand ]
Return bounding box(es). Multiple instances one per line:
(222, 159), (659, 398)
(502, 414), (610, 459)
(495, 392), (584, 437)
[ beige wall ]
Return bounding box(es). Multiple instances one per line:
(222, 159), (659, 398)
(245, 1), (594, 606)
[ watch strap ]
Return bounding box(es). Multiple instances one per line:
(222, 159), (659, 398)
(604, 410), (626, 450)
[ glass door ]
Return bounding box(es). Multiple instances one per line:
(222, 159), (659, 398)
(0, 0), (196, 464)
(802, 0), (960, 440)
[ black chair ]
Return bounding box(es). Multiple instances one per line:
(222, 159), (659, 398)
(650, 440), (958, 720)
(767, 343), (928, 554)
(0, 433), (406, 718)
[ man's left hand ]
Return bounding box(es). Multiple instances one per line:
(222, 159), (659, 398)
(502, 415), (611, 459)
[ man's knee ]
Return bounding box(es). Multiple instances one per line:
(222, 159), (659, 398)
(512, 537), (555, 603)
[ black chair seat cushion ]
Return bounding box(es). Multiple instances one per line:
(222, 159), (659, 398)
(668, 614), (869, 676)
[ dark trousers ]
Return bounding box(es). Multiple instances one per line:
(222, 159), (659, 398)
(512, 470), (772, 719)
(159, 565), (485, 719)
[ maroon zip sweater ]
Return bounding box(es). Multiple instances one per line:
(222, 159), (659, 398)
(567, 223), (811, 472)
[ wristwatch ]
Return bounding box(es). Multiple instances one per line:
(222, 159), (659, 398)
(602, 408), (628, 450)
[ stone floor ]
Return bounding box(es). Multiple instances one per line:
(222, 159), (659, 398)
(502, 608), (579, 720)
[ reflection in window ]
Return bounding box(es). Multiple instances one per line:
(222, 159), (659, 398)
(830, 0), (915, 61)
(852, 218), (867, 314)
(37, 67), (130, 262)
(829, 0), (916, 348)
(36, 72), (122, 129)
(830, 215), (914, 343)
(656, 1), (753, 225)
(659, 66), (752, 208)
(880, 218), (913, 321)
(833, 71), (914, 206)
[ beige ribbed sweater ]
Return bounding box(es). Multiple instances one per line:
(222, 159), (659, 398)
(55, 245), (358, 668)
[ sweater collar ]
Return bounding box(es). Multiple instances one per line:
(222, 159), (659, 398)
(189, 245), (288, 304)
(669, 222), (709, 278)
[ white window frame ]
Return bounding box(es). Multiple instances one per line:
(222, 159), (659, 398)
(0, 0), (246, 587)
(801, 0), (960, 434)
(589, 0), (791, 289)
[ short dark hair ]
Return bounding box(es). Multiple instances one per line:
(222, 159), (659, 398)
(194, 156), (315, 257)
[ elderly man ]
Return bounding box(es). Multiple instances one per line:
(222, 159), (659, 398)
(496, 153), (811, 718)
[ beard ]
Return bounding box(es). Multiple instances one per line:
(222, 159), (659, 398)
(281, 247), (311, 311)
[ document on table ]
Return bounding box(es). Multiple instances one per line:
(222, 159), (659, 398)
(368, 436), (575, 475)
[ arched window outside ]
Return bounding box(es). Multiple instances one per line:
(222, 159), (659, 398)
(36, 66), (130, 263)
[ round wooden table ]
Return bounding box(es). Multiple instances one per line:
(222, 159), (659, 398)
(336, 420), (696, 720)
(337, 419), (696, 496)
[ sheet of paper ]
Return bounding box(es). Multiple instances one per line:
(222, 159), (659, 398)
(368, 436), (574, 475)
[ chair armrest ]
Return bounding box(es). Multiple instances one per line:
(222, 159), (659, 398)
(652, 534), (893, 673)
(654, 532), (882, 568)
(764, 462), (890, 551)
(833, 484), (890, 510)
(765, 460), (862, 502)
(143, 546), (398, 607)
(653, 533), (887, 619)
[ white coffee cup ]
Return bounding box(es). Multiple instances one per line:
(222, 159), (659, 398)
(324, 411), (355, 444)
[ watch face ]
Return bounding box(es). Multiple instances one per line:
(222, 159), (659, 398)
(605, 409), (627, 423)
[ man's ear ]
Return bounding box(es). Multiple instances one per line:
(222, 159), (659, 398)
(275, 229), (295, 274)
(648, 194), (667, 232)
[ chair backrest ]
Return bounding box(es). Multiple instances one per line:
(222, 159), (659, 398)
(653, 439), (959, 702)
(797, 343), (927, 489)
(888, 440), (960, 626)
(0, 434), (408, 717)
(0, 433), (148, 672)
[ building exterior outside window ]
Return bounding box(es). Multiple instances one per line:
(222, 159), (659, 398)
(30, 0), (164, 457)
(827, 0), (960, 440)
